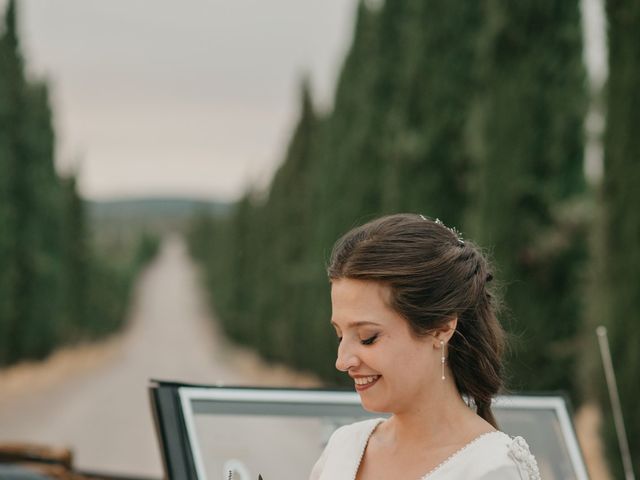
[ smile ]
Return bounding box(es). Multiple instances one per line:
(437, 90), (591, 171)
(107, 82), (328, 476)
(353, 375), (381, 391)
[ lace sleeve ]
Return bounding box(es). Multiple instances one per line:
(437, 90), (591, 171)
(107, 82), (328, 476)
(507, 436), (541, 480)
(474, 435), (541, 480)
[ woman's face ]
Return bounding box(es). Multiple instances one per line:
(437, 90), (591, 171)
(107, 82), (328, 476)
(331, 278), (440, 414)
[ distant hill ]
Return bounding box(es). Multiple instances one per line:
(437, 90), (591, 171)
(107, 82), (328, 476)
(87, 196), (231, 236)
(89, 196), (230, 219)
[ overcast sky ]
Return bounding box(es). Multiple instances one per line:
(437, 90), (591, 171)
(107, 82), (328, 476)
(8, 0), (357, 201)
(6, 0), (606, 201)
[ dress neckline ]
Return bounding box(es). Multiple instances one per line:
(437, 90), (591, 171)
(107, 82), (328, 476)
(357, 420), (504, 480)
(419, 430), (504, 479)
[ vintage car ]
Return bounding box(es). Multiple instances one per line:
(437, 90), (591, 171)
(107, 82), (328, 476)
(149, 380), (589, 480)
(1, 381), (589, 480)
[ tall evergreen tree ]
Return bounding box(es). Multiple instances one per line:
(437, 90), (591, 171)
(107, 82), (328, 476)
(0, 1), (15, 363)
(598, 0), (640, 474)
(60, 175), (88, 338)
(0, 0), (31, 363)
(0, 1), (65, 361)
(466, 1), (587, 398)
(0, 1), (158, 366)
(19, 82), (63, 357)
(380, 1), (481, 225)
(251, 80), (318, 364)
(320, 1), (385, 232)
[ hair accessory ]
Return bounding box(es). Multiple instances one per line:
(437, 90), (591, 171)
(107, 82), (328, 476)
(417, 214), (464, 246)
(440, 340), (446, 380)
(434, 218), (465, 246)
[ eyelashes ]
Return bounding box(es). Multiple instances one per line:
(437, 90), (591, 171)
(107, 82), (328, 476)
(361, 334), (378, 345)
(336, 334), (379, 346)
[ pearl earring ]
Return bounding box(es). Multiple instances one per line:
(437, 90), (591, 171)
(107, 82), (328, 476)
(440, 340), (446, 380)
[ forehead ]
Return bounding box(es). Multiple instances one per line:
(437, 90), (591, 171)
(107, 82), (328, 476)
(330, 278), (400, 328)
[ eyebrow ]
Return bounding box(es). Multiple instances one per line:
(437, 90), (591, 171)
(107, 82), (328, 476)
(331, 320), (381, 329)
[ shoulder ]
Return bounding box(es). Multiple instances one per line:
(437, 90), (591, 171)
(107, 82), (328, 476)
(464, 432), (541, 480)
(504, 436), (541, 479)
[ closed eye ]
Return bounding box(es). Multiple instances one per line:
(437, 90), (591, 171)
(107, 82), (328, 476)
(361, 334), (378, 346)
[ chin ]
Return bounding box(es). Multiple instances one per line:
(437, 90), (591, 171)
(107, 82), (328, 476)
(359, 397), (392, 414)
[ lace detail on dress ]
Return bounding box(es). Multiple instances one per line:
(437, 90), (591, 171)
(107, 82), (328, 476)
(419, 431), (502, 479)
(508, 436), (541, 480)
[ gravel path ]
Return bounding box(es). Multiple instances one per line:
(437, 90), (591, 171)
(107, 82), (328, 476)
(0, 236), (320, 478)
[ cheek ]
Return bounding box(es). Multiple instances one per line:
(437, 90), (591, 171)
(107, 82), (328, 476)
(385, 343), (428, 376)
(394, 345), (432, 379)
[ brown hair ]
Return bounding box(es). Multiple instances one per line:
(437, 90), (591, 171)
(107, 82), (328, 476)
(328, 213), (505, 428)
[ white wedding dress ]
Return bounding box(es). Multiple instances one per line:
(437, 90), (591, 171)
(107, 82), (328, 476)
(309, 418), (541, 480)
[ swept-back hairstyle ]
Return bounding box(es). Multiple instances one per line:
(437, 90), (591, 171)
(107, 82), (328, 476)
(328, 213), (505, 428)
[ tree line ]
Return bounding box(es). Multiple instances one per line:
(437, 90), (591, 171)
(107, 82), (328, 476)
(0, 1), (158, 367)
(187, 1), (636, 475)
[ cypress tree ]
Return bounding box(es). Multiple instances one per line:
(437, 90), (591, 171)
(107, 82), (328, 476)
(466, 1), (587, 399)
(320, 1), (384, 232)
(224, 193), (256, 343)
(60, 175), (88, 338)
(0, 0), (31, 363)
(258, 80), (317, 365)
(379, 1), (481, 226)
(0, 1), (153, 366)
(0, 2), (64, 361)
(19, 82), (63, 357)
(598, 0), (640, 474)
(0, 1), (14, 363)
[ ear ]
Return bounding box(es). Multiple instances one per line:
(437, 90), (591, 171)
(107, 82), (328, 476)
(433, 316), (458, 346)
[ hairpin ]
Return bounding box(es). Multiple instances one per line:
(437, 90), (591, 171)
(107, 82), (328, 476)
(434, 218), (465, 246)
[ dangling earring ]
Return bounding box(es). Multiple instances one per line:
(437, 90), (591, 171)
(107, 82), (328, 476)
(440, 340), (446, 380)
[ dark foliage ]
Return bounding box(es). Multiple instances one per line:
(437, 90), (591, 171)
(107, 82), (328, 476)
(0, 1), (159, 366)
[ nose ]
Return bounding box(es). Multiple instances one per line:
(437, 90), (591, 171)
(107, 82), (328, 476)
(335, 340), (360, 372)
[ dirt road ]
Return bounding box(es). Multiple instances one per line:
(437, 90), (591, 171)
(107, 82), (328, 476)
(0, 236), (320, 478)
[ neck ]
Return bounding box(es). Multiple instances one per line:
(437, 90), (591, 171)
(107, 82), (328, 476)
(384, 375), (482, 449)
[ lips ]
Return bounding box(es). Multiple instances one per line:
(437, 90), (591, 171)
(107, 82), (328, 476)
(352, 375), (381, 391)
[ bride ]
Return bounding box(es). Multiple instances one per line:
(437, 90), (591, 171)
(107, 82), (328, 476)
(310, 214), (540, 480)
